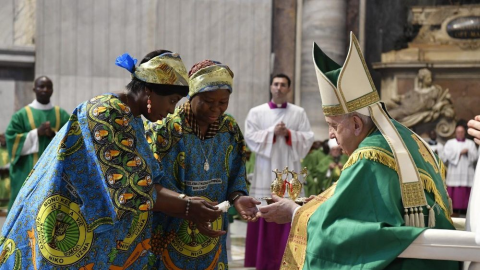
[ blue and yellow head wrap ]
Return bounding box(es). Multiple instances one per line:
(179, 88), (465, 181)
(115, 52), (189, 87)
(188, 60), (234, 99)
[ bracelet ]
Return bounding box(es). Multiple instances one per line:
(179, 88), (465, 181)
(185, 198), (191, 216)
(228, 193), (243, 205)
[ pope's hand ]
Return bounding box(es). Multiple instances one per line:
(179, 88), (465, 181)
(256, 194), (300, 224)
(304, 195), (316, 203)
(234, 196), (261, 222)
(468, 115), (480, 145)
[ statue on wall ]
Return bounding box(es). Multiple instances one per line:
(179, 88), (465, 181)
(386, 68), (456, 137)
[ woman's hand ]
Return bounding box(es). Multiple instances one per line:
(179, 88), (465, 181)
(234, 196), (261, 222)
(256, 194), (299, 224)
(187, 197), (223, 225)
(195, 221), (226, 238)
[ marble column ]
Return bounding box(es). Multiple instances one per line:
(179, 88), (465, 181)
(272, 0), (297, 103)
(299, 0), (347, 140)
(14, 0), (36, 46)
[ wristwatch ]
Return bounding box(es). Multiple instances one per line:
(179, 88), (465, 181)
(228, 193), (242, 205)
(178, 194), (187, 199)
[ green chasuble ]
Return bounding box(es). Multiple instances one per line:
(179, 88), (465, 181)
(246, 151), (256, 175)
(283, 121), (459, 270)
(316, 154), (348, 194)
(0, 146), (10, 208)
(302, 149), (326, 197)
(6, 105), (70, 209)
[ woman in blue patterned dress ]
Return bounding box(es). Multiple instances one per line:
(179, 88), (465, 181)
(146, 60), (260, 269)
(0, 51), (221, 269)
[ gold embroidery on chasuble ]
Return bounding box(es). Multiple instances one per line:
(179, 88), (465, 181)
(281, 184), (337, 270)
(25, 106), (39, 164)
(411, 134), (439, 173)
(341, 146), (452, 224)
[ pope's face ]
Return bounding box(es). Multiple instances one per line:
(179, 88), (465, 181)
(326, 115), (356, 156)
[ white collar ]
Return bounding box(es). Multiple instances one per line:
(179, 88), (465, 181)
(29, 99), (54, 110)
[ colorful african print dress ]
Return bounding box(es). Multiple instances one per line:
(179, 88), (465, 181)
(145, 102), (248, 270)
(0, 94), (161, 269)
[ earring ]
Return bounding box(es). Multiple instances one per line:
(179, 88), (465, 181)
(147, 95), (152, 113)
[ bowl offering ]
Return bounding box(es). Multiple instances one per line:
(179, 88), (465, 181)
(261, 197), (274, 205)
(295, 197), (307, 206)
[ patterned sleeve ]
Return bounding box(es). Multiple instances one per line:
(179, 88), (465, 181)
(84, 95), (157, 215)
(223, 115), (248, 196)
(144, 115), (183, 191)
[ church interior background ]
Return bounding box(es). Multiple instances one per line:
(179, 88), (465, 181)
(1, 0), (479, 142)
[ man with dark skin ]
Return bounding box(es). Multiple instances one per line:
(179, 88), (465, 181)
(5, 76), (70, 209)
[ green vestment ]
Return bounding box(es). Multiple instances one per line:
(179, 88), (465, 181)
(302, 149), (326, 196)
(0, 146), (10, 208)
(296, 121), (459, 270)
(316, 154), (348, 193)
(6, 105), (69, 209)
(246, 151), (256, 175)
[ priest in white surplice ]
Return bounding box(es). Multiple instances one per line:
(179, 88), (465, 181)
(444, 124), (478, 214)
(244, 74), (314, 270)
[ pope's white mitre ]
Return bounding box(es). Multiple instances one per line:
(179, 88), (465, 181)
(312, 32), (436, 221)
(313, 32), (379, 117)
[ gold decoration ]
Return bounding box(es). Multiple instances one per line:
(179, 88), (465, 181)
(271, 168), (286, 198)
(401, 181), (427, 208)
(322, 104), (345, 116)
(419, 169), (452, 224)
(344, 147), (452, 222)
(346, 91), (380, 112)
(267, 167), (308, 202)
(286, 168), (308, 201)
(411, 134), (439, 173)
(281, 184), (337, 270)
(336, 33), (379, 114)
(343, 147), (397, 172)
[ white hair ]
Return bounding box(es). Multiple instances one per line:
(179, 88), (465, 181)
(343, 111), (374, 128)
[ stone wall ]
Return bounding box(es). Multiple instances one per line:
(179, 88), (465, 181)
(35, 0), (273, 132)
(0, 0), (36, 132)
(299, 0), (347, 140)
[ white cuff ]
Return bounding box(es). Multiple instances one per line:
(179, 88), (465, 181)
(291, 205), (301, 225)
(20, 129), (39, 156)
